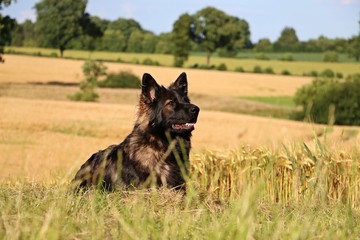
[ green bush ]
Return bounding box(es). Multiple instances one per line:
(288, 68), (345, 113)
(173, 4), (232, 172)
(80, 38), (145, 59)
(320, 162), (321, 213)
(294, 74), (360, 125)
(281, 70), (291, 75)
(320, 69), (335, 78)
(216, 63), (227, 71)
(253, 65), (262, 73)
(336, 72), (344, 79)
(142, 58), (160, 66)
(201, 64), (216, 70)
(68, 60), (107, 102)
(189, 63), (199, 69)
(190, 64), (215, 70)
(264, 67), (274, 74)
(98, 71), (141, 89)
(234, 66), (245, 72)
(323, 51), (338, 62)
(308, 70), (318, 77)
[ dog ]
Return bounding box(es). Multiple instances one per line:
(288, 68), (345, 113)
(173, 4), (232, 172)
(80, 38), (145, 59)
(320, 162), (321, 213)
(72, 72), (200, 192)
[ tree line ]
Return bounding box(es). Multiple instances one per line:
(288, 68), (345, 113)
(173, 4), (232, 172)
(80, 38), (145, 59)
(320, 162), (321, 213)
(1, 0), (359, 65)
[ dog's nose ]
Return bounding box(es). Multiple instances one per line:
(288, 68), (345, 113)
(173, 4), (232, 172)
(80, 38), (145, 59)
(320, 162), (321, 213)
(190, 105), (200, 114)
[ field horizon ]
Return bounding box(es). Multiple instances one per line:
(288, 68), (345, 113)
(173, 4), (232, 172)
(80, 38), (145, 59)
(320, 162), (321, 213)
(6, 46), (360, 77)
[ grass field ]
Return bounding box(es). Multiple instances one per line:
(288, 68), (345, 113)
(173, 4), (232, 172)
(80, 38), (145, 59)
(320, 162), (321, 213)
(1, 145), (360, 239)
(235, 51), (356, 62)
(1, 55), (360, 239)
(241, 96), (295, 107)
(6, 46), (360, 77)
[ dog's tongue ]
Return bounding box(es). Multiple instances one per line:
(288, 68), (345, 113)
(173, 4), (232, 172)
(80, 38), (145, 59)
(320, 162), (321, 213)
(172, 123), (195, 130)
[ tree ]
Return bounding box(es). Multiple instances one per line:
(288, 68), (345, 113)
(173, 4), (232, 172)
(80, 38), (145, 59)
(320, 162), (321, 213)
(274, 27), (300, 52)
(98, 29), (125, 52)
(348, 35), (360, 61)
(11, 20), (38, 47)
(34, 0), (88, 57)
(294, 74), (360, 125)
(217, 15), (251, 57)
(155, 33), (173, 54)
(142, 33), (157, 53)
(107, 18), (142, 39)
(107, 18), (142, 51)
(172, 13), (193, 67)
(0, 0), (16, 62)
(254, 38), (273, 52)
(302, 38), (318, 52)
(316, 35), (332, 52)
(189, 7), (250, 66)
(77, 13), (103, 51)
(126, 30), (144, 52)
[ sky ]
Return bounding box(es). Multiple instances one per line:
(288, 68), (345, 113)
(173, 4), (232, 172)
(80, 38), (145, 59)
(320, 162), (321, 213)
(2, 0), (360, 42)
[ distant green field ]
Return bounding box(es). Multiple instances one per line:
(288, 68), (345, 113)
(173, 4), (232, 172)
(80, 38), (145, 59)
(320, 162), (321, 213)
(237, 52), (356, 62)
(186, 57), (359, 77)
(241, 96), (296, 107)
(193, 51), (357, 62)
(6, 46), (360, 77)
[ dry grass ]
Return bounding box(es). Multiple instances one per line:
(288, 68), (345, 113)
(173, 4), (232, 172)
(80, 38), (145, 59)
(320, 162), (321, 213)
(0, 82), (295, 119)
(1, 97), (359, 181)
(192, 145), (360, 206)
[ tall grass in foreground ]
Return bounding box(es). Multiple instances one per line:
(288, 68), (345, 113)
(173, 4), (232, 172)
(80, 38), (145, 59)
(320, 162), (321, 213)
(1, 142), (360, 239)
(192, 143), (360, 206)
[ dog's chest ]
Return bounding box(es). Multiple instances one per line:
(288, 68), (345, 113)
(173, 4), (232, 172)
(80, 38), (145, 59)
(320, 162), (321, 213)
(132, 146), (164, 169)
(129, 144), (179, 179)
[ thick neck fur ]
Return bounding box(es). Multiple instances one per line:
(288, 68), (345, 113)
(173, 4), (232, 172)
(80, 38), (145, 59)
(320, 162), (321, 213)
(123, 103), (190, 173)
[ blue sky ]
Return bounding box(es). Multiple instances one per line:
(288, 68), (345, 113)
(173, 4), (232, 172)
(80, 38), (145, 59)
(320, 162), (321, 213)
(2, 0), (360, 42)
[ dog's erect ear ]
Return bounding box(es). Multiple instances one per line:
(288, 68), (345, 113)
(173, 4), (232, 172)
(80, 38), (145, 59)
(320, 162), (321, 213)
(170, 72), (188, 95)
(142, 73), (160, 103)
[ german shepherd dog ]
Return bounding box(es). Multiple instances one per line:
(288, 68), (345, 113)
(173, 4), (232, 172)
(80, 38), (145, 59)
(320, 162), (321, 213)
(72, 72), (200, 192)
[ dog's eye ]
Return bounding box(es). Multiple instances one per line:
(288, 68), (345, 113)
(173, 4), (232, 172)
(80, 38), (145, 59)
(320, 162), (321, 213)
(166, 100), (176, 108)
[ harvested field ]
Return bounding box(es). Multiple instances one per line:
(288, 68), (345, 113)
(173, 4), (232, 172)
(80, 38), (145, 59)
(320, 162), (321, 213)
(1, 97), (359, 180)
(0, 55), (312, 97)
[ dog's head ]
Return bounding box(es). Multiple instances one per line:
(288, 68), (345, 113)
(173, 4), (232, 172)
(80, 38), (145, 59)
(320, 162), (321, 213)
(138, 72), (200, 135)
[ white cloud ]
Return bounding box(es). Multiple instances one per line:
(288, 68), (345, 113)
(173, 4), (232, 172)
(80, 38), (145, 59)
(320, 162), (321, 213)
(338, 0), (360, 4)
(320, 0), (360, 5)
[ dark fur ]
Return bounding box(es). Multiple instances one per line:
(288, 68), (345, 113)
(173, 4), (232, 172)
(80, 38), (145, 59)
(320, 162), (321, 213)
(72, 72), (200, 192)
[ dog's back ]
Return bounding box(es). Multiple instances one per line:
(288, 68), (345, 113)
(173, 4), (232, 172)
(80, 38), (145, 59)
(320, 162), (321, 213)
(73, 72), (200, 191)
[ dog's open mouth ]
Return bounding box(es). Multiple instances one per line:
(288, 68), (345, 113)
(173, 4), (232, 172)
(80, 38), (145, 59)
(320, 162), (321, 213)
(172, 123), (195, 130)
